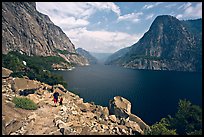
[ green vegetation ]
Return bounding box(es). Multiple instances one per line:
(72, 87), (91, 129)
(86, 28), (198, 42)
(168, 99), (202, 135)
(2, 51), (68, 88)
(12, 97), (38, 110)
(145, 118), (177, 135)
(145, 99), (202, 135)
(56, 49), (78, 56)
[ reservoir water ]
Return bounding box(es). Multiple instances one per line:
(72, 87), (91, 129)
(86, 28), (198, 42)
(54, 64), (202, 125)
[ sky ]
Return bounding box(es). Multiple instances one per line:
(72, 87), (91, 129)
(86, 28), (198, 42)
(36, 2), (202, 53)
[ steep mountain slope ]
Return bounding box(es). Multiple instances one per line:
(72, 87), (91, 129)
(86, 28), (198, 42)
(105, 47), (130, 65)
(2, 2), (88, 66)
(76, 48), (98, 64)
(105, 15), (202, 72)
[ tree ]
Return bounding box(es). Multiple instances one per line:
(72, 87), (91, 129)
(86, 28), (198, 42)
(145, 118), (177, 135)
(168, 99), (202, 135)
(146, 99), (202, 135)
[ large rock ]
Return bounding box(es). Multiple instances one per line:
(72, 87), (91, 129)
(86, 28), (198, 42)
(109, 96), (131, 118)
(109, 115), (117, 123)
(129, 113), (150, 132)
(2, 67), (13, 78)
(125, 121), (143, 135)
(12, 77), (41, 94)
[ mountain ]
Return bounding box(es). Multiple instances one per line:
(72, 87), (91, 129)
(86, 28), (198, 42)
(2, 2), (88, 66)
(105, 15), (202, 72)
(76, 48), (98, 64)
(90, 52), (112, 64)
(105, 47), (130, 65)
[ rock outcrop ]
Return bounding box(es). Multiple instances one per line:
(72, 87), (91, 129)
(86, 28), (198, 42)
(105, 15), (202, 72)
(2, 67), (150, 135)
(109, 96), (131, 118)
(109, 96), (150, 134)
(2, 2), (88, 66)
(2, 67), (13, 78)
(76, 48), (98, 64)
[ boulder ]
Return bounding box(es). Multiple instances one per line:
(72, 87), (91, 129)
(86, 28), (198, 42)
(36, 88), (44, 95)
(109, 115), (117, 123)
(12, 78), (41, 94)
(109, 96), (131, 118)
(78, 102), (95, 112)
(53, 84), (67, 93)
(2, 67), (13, 78)
(97, 106), (109, 119)
(129, 113), (150, 132)
(53, 87), (65, 95)
(125, 121), (143, 135)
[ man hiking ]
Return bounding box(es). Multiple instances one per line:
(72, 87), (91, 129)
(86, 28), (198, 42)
(53, 90), (59, 107)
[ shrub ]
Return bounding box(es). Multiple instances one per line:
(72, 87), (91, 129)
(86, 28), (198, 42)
(12, 97), (38, 110)
(145, 118), (177, 135)
(168, 99), (202, 135)
(146, 99), (202, 135)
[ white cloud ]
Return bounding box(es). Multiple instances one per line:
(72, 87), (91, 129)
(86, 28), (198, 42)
(87, 2), (121, 16)
(51, 17), (90, 30)
(176, 2), (202, 20)
(143, 4), (154, 9)
(36, 2), (120, 19)
(145, 14), (154, 20)
(178, 2), (192, 10)
(165, 3), (177, 8)
(65, 27), (143, 53)
(118, 12), (143, 23)
(142, 2), (163, 9)
(36, 2), (121, 29)
(35, 2), (147, 53)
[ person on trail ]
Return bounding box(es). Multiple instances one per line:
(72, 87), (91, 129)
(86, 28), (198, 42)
(53, 91), (59, 107)
(59, 97), (63, 106)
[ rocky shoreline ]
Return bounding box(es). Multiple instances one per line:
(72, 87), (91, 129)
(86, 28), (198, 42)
(2, 67), (150, 135)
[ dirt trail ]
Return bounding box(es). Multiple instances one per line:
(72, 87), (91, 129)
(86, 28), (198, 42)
(21, 104), (61, 135)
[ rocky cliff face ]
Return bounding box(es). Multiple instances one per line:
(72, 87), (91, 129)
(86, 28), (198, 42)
(76, 48), (98, 64)
(2, 67), (150, 135)
(105, 15), (202, 72)
(2, 2), (87, 66)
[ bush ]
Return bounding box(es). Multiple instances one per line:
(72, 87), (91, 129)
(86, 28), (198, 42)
(146, 99), (202, 135)
(145, 118), (177, 135)
(12, 97), (38, 110)
(168, 99), (202, 135)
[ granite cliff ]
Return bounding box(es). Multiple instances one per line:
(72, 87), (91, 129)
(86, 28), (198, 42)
(2, 2), (88, 66)
(105, 15), (202, 72)
(76, 48), (98, 64)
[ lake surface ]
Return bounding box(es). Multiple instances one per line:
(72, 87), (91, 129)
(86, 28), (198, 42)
(54, 64), (202, 125)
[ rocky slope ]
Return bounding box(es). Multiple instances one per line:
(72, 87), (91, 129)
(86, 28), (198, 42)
(2, 2), (88, 66)
(2, 67), (150, 135)
(76, 48), (98, 64)
(105, 15), (202, 72)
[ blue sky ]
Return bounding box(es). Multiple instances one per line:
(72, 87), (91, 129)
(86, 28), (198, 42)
(36, 2), (202, 53)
